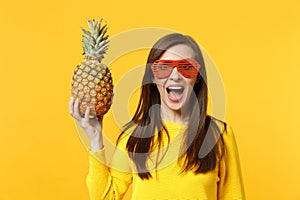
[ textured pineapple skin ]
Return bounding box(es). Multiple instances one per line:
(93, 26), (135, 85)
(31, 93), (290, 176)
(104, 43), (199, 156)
(71, 59), (113, 118)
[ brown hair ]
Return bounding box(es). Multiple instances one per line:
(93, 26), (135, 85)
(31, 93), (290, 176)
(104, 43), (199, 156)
(117, 33), (226, 179)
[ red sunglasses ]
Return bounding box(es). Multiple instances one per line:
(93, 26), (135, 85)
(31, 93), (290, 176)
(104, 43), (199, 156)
(151, 58), (201, 79)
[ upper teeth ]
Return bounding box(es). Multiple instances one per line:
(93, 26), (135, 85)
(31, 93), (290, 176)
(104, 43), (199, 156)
(168, 86), (183, 90)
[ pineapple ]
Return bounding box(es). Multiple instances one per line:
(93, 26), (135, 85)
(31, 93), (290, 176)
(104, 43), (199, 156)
(71, 18), (113, 118)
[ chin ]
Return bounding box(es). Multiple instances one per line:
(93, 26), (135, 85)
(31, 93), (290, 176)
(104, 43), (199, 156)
(163, 95), (190, 112)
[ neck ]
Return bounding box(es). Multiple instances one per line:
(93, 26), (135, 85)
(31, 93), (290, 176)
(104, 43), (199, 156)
(160, 103), (190, 124)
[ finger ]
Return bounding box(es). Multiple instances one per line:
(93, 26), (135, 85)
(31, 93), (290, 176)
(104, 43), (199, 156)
(82, 106), (92, 128)
(89, 107), (97, 119)
(84, 106), (91, 121)
(73, 98), (82, 120)
(68, 97), (74, 115)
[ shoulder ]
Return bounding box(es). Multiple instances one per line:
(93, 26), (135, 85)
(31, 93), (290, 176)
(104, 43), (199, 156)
(209, 115), (236, 136)
(208, 115), (227, 133)
(209, 117), (241, 162)
(208, 116), (238, 155)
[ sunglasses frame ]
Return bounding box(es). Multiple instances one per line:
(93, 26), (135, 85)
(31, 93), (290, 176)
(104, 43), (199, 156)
(151, 58), (201, 79)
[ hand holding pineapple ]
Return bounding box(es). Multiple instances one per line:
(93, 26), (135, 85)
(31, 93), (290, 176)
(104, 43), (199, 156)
(69, 97), (104, 151)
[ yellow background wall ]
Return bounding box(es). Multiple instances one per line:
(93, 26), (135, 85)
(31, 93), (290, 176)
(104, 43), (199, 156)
(0, 0), (299, 199)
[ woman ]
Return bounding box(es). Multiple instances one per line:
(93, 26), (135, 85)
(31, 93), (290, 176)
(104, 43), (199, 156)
(69, 33), (245, 199)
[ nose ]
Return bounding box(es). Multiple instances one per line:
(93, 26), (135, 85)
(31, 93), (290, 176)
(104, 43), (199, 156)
(169, 67), (182, 81)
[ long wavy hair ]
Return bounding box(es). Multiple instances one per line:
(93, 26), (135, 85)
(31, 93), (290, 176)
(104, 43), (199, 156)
(117, 33), (226, 180)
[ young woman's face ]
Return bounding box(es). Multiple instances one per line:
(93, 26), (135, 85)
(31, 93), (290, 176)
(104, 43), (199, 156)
(153, 44), (198, 112)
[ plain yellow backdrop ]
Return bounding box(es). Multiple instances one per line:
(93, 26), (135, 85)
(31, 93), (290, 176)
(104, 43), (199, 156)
(0, 0), (299, 199)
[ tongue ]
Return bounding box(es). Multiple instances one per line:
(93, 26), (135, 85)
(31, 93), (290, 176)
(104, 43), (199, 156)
(168, 90), (182, 102)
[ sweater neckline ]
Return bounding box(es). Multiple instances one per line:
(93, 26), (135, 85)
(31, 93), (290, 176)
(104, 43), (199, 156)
(162, 120), (188, 138)
(163, 120), (188, 127)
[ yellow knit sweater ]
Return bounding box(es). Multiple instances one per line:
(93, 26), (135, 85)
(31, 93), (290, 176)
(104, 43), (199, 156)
(86, 120), (245, 200)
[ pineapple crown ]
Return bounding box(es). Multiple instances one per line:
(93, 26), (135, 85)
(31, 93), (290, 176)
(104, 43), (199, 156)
(81, 18), (109, 60)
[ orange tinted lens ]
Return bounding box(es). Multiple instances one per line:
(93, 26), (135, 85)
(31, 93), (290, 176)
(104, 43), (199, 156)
(177, 60), (200, 78)
(151, 62), (173, 78)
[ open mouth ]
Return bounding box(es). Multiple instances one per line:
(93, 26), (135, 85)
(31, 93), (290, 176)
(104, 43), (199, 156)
(166, 86), (184, 102)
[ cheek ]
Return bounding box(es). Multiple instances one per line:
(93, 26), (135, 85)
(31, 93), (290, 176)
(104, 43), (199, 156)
(156, 84), (165, 96)
(153, 78), (167, 88)
(185, 79), (197, 97)
(185, 78), (197, 88)
(153, 79), (165, 94)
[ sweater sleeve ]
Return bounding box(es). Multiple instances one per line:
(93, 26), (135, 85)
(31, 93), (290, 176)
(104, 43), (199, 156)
(217, 125), (246, 200)
(86, 135), (133, 200)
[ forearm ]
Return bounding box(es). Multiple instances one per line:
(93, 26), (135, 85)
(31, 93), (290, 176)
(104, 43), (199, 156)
(86, 149), (114, 200)
(90, 135), (104, 152)
(86, 131), (133, 200)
